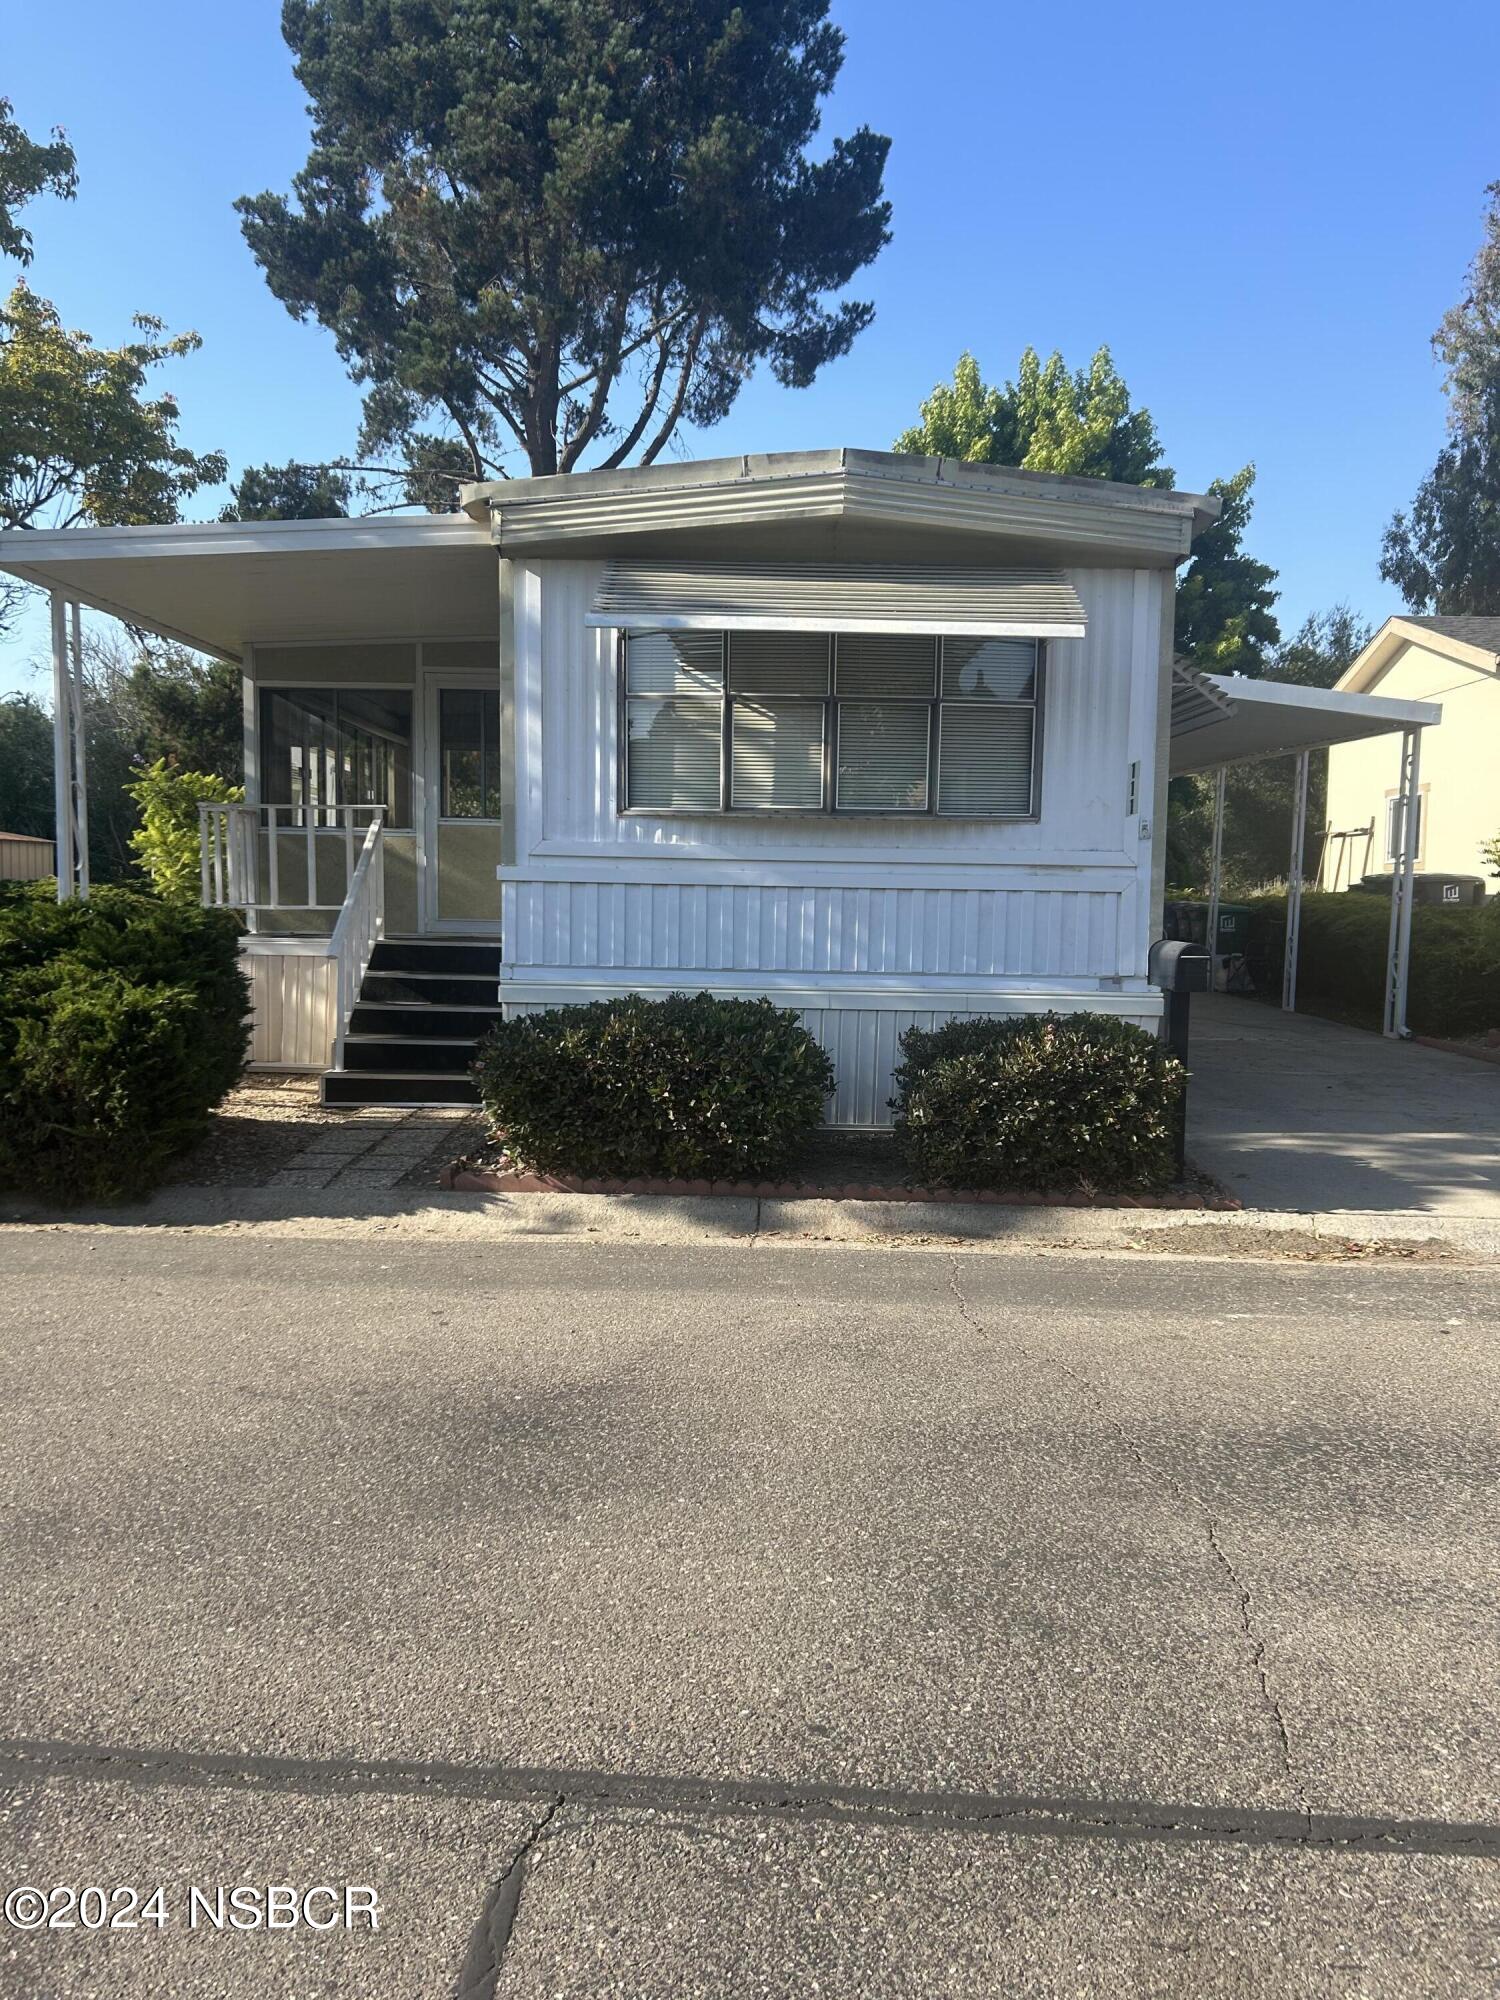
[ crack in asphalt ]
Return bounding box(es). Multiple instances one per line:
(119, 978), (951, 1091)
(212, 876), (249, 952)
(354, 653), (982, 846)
(946, 1256), (1316, 1836)
(453, 1795), (560, 1999)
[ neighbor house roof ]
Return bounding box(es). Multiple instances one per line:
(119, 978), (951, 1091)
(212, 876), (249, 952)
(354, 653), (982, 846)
(1337, 613), (1500, 695)
(1398, 613), (1500, 653)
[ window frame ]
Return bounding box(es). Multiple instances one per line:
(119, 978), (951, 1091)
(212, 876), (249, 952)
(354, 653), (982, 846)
(1385, 788), (1425, 865)
(256, 682), (416, 832)
(617, 630), (1045, 820)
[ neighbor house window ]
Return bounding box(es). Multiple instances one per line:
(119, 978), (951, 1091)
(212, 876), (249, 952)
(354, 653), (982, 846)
(1385, 791), (1423, 863)
(259, 688), (413, 826)
(622, 631), (1041, 815)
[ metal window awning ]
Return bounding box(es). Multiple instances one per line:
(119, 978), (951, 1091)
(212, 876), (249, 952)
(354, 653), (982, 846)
(585, 560), (1088, 637)
(1169, 669), (1441, 774)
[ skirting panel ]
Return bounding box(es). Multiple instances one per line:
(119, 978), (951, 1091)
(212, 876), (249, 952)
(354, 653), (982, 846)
(502, 987), (1162, 1129)
(245, 950), (337, 1070)
(503, 879), (1137, 980)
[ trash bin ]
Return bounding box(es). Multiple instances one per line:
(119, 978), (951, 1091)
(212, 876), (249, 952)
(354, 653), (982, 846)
(1211, 903), (1251, 959)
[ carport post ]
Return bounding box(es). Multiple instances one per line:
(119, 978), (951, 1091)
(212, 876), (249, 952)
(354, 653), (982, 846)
(1382, 727), (1422, 1038)
(1282, 749), (1310, 1012)
(49, 591), (87, 902)
(1205, 766), (1226, 974)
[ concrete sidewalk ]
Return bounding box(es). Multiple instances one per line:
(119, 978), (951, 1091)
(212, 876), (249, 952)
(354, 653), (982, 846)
(1187, 994), (1500, 1216)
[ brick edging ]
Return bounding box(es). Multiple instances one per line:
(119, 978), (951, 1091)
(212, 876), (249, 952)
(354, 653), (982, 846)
(437, 1164), (1240, 1210)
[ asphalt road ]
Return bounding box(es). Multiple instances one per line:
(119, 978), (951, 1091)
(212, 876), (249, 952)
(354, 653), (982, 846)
(0, 1229), (1497, 1998)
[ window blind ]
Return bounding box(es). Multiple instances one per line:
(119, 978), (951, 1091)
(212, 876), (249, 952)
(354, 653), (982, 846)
(836, 703), (930, 810)
(731, 700), (825, 809)
(937, 704), (1034, 815)
(626, 697), (721, 810)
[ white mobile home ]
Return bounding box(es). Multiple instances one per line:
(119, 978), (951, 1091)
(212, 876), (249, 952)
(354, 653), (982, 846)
(1, 449), (1221, 1121)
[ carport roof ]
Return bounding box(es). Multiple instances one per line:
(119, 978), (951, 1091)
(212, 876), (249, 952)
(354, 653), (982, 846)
(1169, 666), (1442, 774)
(0, 516), (499, 662)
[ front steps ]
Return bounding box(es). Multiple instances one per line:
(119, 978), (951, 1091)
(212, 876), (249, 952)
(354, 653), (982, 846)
(321, 937), (500, 1107)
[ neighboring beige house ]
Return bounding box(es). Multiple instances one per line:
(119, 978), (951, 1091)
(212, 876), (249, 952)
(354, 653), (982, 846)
(0, 832), (55, 882)
(1323, 615), (1500, 891)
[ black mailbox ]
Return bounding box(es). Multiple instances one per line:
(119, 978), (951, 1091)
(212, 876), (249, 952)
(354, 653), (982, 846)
(1148, 939), (1211, 993)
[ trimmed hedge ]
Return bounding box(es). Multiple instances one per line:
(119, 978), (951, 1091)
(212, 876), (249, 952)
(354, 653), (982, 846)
(1244, 892), (1500, 1037)
(472, 991), (835, 1181)
(0, 883), (251, 1202)
(891, 1012), (1184, 1193)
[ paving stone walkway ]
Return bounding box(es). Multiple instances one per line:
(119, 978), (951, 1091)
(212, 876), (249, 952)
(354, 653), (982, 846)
(265, 1105), (479, 1191)
(167, 1076), (486, 1191)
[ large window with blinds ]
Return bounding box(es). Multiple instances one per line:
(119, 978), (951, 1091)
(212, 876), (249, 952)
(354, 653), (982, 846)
(621, 630), (1042, 816)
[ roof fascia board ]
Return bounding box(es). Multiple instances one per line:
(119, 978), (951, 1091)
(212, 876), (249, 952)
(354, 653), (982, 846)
(488, 468), (1197, 562)
(0, 515), (488, 569)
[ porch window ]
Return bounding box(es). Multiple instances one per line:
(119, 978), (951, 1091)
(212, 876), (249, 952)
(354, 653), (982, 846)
(622, 630), (1042, 816)
(259, 688), (413, 826)
(439, 687), (501, 817)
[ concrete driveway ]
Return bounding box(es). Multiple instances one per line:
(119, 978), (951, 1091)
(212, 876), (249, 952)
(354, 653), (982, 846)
(1, 1228), (1497, 1996)
(1187, 994), (1500, 1214)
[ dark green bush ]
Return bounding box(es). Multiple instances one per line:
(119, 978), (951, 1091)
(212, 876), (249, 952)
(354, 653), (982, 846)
(891, 1012), (1184, 1192)
(0, 882), (250, 1201)
(1244, 892), (1500, 1037)
(472, 991), (835, 1180)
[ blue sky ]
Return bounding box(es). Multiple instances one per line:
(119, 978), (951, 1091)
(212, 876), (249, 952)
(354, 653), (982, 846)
(5, 0), (1498, 693)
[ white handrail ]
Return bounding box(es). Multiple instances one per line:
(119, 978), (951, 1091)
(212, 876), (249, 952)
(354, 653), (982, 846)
(197, 802), (387, 917)
(331, 813), (387, 1068)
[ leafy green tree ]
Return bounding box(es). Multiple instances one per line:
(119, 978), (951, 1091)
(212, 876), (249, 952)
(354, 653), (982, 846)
(1383, 183), (1500, 614)
(0, 286), (226, 538)
(1481, 829), (1499, 877)
(0, 97), (76, 266)
(0, 693), (53, 838)
(239, 0), (891, 494)
(127, 758), (244, 903)
(0, 103), (224, 635)
(894, 347), (1173, 486)
(121, 647), (243, 783)
(219, 460), (352, 521)
(1270, 605), (1373, 689)
(1173, 466), (1280, 677)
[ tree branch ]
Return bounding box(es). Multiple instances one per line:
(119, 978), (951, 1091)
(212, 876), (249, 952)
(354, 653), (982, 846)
(637, 318), (707, 466)
(599, 329), (677, 470)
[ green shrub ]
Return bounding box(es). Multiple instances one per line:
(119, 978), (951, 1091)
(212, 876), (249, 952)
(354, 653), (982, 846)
(126, 757), (244, 903)
(891, 1012), (1184, 1193)
(0, 883), (250, 1201)
(472, 991), (835, 1180)
(1244, 892), (1500, 1037)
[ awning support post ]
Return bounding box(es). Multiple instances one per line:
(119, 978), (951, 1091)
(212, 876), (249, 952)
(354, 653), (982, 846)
(1205, 766), (1226, 978)
(50, 591), (89, 902)
(1382, 727), (1422, 1038)
(1282, 749), (1310, 1012)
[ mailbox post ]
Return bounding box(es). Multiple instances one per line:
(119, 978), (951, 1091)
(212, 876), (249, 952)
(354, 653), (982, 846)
(1148, 939), (1211, 1179)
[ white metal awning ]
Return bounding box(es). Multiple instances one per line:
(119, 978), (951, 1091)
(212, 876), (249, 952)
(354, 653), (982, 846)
(585, 560), (1088, 637)
(0, 517), (499, 661)
(1169, 670), (1441, 774)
